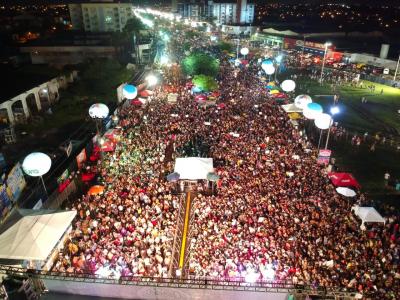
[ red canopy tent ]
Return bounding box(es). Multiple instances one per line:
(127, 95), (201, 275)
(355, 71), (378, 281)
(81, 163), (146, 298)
(273, 93), (288, 99)
(217, 103), (226, 109)
(100, 140), (116, 152)
(82, 172), (96, 182)
(139, 90), (152, 97)
(211, 91), (221, 97)
(131, 99), (142, 106)
(195, 94), (207, 102)
(328, 172), (361, 189)
(104, 128), (120, 142)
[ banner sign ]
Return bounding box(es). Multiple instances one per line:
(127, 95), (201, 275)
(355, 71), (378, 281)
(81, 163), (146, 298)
(57, 169), (70, 184)
(66, 142), (73, 157)
(6, 163), (26, 202)
(76, 148), (87, 169)
(0, 185), (11, 217)
(318, 149), (332, 165)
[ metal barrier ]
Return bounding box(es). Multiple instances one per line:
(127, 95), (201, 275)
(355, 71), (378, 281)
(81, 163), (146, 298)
(360, 73), (400, 87)
(0, 264), (360, 298)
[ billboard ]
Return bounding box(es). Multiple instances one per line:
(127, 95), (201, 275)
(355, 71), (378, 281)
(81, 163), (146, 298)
(6, 163), (26, 202)
(318, 149), (332, 165)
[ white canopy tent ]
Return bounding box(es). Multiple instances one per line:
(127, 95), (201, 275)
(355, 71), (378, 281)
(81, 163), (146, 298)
(174, 157), (214, 180)
(0, 209), (76, 261)
(352, 206), (385, 229)
(282, 103), (303, 113)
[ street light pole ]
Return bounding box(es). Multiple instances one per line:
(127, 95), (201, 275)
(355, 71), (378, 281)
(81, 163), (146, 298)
(325, 119), (333, 149)
(394, 54), (400, 82)
(319, 42), (331, 84)
(236, 39), (240, 59)
(325, 106), (339, 149)
(40, 175), (48, 197)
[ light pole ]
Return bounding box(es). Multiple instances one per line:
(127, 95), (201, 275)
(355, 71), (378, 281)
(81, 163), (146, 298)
(325, 106), (340, 149)
(301, 35), (306, 65)
(319, 42), (332, 84)
(236, 38), (240, 59)
(98, 137), (105, 166)
(274, 54), (283, 82)
(394, 54), (400, 82)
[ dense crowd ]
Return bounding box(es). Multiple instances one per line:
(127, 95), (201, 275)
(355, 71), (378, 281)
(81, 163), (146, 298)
(186, 60), (400, 300)
(51, 32), (399, 299)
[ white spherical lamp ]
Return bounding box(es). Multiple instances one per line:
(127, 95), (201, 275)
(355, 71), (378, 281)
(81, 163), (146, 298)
(281, 79), (296, 92)
(89, 103), (109, 119)
(264, 65), (275, 75)
(240, 47), (249, 56)
(122, 84), (138, 100)
(22, 152), (52, 177)
(314, 113), (332, 130)
(294, 94), (312, 109)
(146, 74), (158, 87)
(303, 103), (323, 119)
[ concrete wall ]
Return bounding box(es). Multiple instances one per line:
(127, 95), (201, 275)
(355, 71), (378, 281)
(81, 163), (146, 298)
(349, 53), (398, 69)
(0, 72), (77, 125)
(43, 279), (289, 300)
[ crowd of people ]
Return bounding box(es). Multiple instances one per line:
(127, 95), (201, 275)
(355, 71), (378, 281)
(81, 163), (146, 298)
(51, 30), (399, 299)
(186, 59), (399, 300)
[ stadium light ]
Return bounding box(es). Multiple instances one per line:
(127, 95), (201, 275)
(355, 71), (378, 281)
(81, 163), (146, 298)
(330, 106), (340, 115)
(146, 74), (158, 86)
(319, 41), (332, 84)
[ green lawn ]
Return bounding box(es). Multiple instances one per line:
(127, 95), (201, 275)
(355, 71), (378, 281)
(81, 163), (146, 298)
(331, 138), (400, 195)
(290, 76), (400, 198)
(295, 78), (400, 135)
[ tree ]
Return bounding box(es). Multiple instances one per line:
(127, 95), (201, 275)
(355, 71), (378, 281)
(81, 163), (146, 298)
(182, 53), (219, 77)
(192, 75), (218, 92)
(123, 16), (146, 36)
(78, 58), (132, 98)
(218, 41), (233, 53)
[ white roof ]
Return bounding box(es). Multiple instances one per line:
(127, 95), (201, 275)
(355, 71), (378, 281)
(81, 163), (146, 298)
(0, 210), (76, 261)
(353, 206), (385, 225)
(174, 157), (214, 180)
(282, 103), (303, 113)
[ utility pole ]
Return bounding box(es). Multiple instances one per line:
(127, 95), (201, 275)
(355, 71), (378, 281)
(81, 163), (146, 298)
(394, 54), (400, 82)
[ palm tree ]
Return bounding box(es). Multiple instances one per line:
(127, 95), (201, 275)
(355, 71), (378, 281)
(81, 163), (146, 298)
(123, 16), (146, 64)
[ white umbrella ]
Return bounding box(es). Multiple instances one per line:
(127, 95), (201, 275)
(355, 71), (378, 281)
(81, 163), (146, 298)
(336, 187), (356, 197)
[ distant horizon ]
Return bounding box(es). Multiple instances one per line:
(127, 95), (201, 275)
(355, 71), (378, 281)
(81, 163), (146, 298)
(1, 0), (400, 7)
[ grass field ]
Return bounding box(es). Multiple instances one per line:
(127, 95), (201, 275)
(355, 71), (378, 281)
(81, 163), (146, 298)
(295, 79), (400, 135)
(291, 76), (400, 198)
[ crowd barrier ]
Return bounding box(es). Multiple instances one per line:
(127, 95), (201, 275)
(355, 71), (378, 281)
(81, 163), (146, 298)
(0, 265), (361, 300)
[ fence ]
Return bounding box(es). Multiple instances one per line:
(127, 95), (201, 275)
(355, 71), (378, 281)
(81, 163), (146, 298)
(0, 264), (361, 299)
(360, 73), (400, 88)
